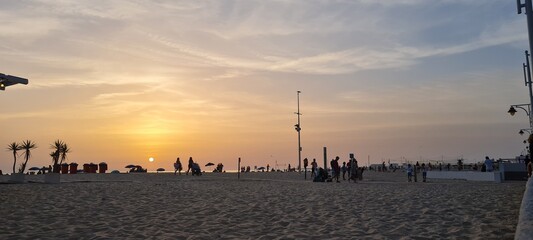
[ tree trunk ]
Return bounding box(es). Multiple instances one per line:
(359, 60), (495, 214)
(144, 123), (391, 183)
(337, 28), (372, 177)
(12, 152), (17, 174)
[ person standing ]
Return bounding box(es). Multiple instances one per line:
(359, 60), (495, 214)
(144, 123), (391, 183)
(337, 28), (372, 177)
(186, 157), (194, 175)
(407, 164), (413, 182)
(341, 162), (347, 180)
(332, 156), (341, 183)
(303, 158), (309, 173)
(174, 157), (183, 175)
(421, 163), (427, 182)
(311, 158), (318, 178)
(350, 157), (358, 183)
(484, 156), (494, 172)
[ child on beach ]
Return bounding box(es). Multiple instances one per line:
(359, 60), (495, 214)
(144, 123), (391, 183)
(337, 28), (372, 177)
(341, 162), (347, 180)
(407, 164), (413, 182)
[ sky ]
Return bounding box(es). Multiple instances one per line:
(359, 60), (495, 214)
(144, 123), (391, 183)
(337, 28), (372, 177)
(0, 0), (532, 172)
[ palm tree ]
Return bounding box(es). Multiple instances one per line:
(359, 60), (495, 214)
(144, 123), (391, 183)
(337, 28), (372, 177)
(7, 142), (21, 174)
(59, 142), (70, 165)
(19, 140), (37, 173)
(50, 140), (65, 173)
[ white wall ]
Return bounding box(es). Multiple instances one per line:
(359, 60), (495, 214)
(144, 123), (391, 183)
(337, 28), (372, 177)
(427, 171), (501, 183)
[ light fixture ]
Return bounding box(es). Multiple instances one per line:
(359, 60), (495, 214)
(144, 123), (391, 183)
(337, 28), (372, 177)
(508, 106), (517, 116)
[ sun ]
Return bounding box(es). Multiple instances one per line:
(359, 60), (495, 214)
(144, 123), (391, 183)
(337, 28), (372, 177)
(149, 157), (155, 162)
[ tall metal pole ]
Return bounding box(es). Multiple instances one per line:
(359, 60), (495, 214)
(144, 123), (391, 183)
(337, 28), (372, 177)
(524, 51), (533, 129)
(517, 0), (533, 160)
(295, 91), (302, 173)
(323, 147), (328, 171)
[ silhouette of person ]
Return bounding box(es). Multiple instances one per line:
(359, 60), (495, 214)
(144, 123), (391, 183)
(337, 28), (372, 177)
(174, 157), (182, 175)
(331, 156), (340, 183)
(407, 164), (413, 182)
(186, 157), (194, 175)
(311, 158), (318, 178)
(342, 162), (347, 180)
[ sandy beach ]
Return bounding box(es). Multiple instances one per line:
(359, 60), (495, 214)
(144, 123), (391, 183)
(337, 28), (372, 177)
(0, 171), (526, 239)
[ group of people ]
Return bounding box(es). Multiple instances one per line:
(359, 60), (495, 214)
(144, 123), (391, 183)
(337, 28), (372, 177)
(406, 163), (428, 182)
(174, 157), (201, 176)
(305, 156), (362, 183)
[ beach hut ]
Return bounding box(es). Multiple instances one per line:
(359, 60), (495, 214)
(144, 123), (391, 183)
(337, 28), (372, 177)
(69, 163), (78, 174)
(99, 162), (108, 173)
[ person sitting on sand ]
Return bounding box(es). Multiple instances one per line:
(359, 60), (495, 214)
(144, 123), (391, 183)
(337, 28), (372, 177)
(313, 167), (327, 182)
(191, 162), (202, 176)
(174, 158), (183, 175)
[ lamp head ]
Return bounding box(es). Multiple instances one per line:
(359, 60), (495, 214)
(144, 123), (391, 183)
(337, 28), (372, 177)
(520, 130), (525, 135)
(508, 106), (517, 116)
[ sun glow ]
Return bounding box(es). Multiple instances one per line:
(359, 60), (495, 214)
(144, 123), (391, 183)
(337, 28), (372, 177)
(149, 157), (154, 162)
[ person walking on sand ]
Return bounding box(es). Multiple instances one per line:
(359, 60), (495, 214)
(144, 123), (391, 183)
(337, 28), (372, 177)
(174, 157), (183, 175)
(303, 158), (309, 173)
(186, 157), (194, 175)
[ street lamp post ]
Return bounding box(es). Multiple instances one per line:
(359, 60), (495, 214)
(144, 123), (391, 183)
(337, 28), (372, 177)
(517, 0), (533, 161)
(0, 73), (29, 91)
(294, 91), (302, 173)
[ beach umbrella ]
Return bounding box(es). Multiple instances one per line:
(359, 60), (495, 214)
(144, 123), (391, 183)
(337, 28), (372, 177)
(28, 167), (41, 171)
(205, 162), (215, 167)
(125, 164), (136, 168)
(156, 168), (165, 172)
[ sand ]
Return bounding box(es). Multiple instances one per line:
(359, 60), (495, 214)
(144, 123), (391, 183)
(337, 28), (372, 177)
(0, 171), (526, 239)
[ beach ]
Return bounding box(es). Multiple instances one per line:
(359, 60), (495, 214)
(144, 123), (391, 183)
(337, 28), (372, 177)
(0, 171), (526, 239)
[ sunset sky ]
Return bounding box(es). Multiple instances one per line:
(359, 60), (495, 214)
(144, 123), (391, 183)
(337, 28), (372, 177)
(1, 0), (531, 172)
